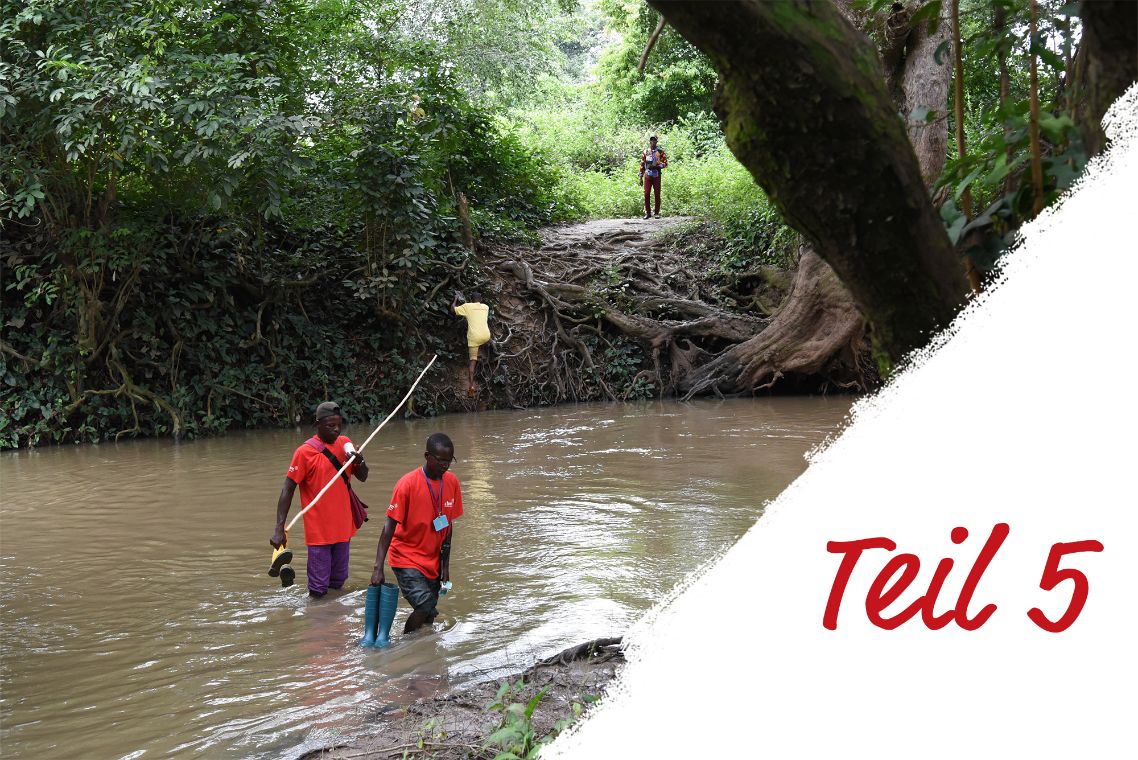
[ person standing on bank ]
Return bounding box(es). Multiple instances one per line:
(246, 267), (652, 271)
(639, 135), (668, 219)
(270, 402), (369, 597)
(370, 433), (463, 635)
(452, 290), (491, 397)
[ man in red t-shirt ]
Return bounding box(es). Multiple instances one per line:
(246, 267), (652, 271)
(370, 432), (463, 634)
(270, 401), (369, 597)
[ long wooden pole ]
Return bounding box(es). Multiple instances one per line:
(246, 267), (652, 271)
(285, 354), (437, 531)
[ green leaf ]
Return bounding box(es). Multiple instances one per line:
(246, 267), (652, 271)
(954, 167), (983, 201)
(1045, 158), (1081, 190)
(1040, 46), (1064, 71)
(934, 39), (952, 66)
(910, 0), (942, 35)
(1039, 114), (1075, 143)
(946, 212), (968, 245)
(487, 726), (522, 746)
(525, 686), (549, 720)
(985, 153), (1011, 185)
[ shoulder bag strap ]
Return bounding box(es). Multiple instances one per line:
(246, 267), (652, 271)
(317, 446), (353, 489)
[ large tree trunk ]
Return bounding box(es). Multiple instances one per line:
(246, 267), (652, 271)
(890, 2), (952, 186)
(1069, 0), (1138, 157)
(650, 0), (966, 370)
(678, 246), (868, 398)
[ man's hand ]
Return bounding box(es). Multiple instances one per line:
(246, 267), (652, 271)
(270, 526), (285, 549)
(350, 448), (369, 481)
(440, 568), (450, 584)
(370, 565), (385, 586)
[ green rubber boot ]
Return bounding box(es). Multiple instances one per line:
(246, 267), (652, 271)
(359, 584), (381, 647)
(375, 582), (399, 648)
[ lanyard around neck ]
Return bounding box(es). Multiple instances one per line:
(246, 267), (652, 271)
(421, 466), (443, 516)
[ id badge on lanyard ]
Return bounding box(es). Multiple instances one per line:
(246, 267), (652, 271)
(423, 467), (449, 532)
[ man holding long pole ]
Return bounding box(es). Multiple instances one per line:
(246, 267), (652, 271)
(269, 402), (369, 596)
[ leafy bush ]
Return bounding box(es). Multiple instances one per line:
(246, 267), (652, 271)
(0, 0), (573, 448)
(483, 678), (594, 760)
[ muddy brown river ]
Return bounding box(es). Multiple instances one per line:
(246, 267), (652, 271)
(0, 398), (852, 758)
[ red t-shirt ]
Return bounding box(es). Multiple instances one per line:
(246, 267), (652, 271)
(285, 435), (358, 546)
(386, 467), (464, 579)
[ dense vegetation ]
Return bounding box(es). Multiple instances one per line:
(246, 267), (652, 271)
(2, 0), (574, 447)
(1, 0), (1116, 448)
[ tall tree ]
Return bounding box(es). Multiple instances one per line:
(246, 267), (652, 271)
(651, 0), (966, 376)
(1069, 0), (1137, 157)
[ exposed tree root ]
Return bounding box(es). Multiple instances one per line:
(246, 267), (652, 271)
(677, 248), (871, 398)
(523, 637), (624, 679)
(470, 218), (875, 407)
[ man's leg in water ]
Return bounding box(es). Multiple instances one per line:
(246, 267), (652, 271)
(404, 607), (431, 633)
(393, 567), (441, 633)
(307, 544), (331, 597)
(328, 540), (350, 590)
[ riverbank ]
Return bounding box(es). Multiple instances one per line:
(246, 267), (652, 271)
(299, 639), (625, 760)
(2, 214), (816, 450)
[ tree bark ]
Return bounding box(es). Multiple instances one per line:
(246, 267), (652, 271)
(892, 1), (952, 187)
(649, 0), (966, 369)
(1069, 0), (1138, 157)
(677, 245), (868, 397)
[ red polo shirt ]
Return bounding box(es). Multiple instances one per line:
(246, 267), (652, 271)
(386, 467), (463, 578)
(285, 435), (357, 545)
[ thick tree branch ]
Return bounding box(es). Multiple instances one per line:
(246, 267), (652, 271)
(648, 0), (968, 368)
(638, 17), (667, 75)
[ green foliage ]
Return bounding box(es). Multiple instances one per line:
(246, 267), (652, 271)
(937, 0), (1086, 267)
(578, 333), (655, 401)
(593, 1), (717, 125)
(482, 678), (592, 760)
(0, 0), (569, 448)
(938, 103), (1084, 266)
(391, 0), (580, 106)
(406, 716), (448, 756)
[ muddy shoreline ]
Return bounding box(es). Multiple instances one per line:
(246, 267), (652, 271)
(298, 639), (625, 760)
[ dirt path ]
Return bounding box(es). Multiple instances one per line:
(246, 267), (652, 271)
(533, 215), (694, 245)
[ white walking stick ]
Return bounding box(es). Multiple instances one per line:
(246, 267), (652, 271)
(285, 354), (437, 531)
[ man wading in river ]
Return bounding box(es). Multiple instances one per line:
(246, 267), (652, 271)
(370, 433), (463, 634)
(270, 402), (369, 596)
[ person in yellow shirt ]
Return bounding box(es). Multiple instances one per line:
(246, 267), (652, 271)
(452, 291), (491, 396)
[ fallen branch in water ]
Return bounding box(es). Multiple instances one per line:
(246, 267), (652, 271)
(523, 636), (624, 679)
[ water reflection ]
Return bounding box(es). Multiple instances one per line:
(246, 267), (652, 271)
(0, 397), (851, 758)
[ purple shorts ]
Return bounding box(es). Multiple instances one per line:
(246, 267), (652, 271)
(307, 541), (350, 595)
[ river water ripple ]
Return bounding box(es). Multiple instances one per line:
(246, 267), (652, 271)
(0, 398), (851, 758)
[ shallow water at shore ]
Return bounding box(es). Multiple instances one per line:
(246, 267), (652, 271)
(0, 397), (852, 758)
